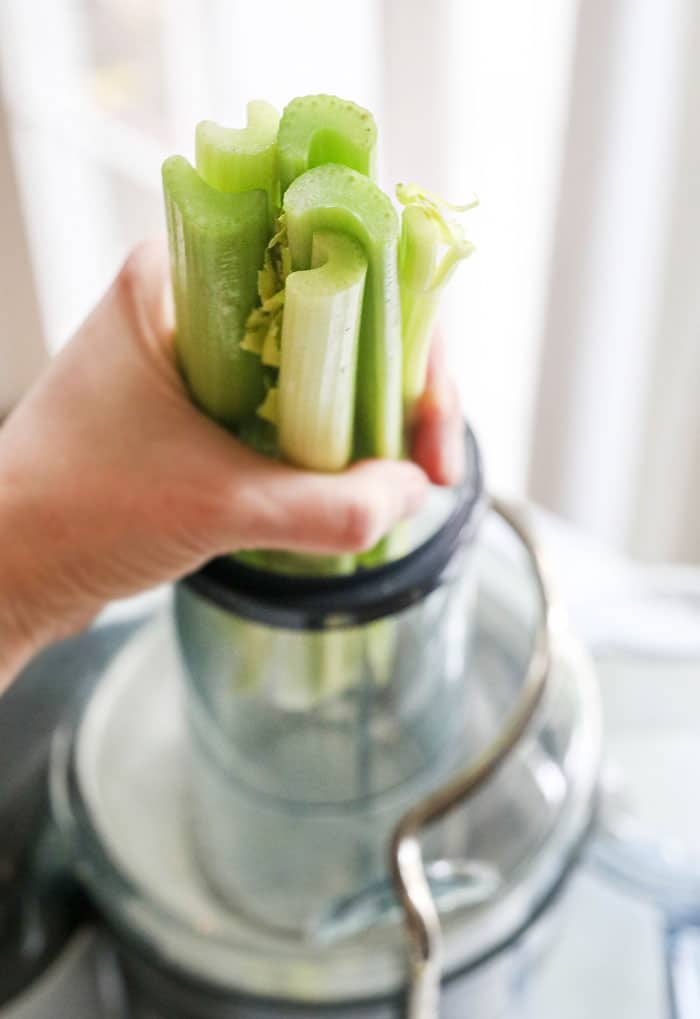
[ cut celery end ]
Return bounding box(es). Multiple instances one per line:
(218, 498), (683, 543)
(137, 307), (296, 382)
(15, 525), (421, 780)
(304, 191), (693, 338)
(162, 155), (269, 427)
(283, 164), (402, 460)
(196, 101), (280, 226)
(234, 548), (355, 577)
(278, 94), (377, 195)
(279, 230), (367, 471)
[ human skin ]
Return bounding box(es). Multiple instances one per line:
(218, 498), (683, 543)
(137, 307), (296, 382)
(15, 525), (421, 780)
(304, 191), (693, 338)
(0, 239), (464, 690)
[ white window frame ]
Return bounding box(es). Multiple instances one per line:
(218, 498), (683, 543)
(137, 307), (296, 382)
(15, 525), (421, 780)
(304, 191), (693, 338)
(528, 0), (700, 562)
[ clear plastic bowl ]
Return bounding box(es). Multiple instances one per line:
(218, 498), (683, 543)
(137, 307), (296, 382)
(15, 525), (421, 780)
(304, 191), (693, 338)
(174, 430), (485, 932)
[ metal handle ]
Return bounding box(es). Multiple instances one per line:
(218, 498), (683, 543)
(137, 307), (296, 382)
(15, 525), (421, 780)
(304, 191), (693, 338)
(390, 496), (554, 1019)
(665, 918), (700, 1019)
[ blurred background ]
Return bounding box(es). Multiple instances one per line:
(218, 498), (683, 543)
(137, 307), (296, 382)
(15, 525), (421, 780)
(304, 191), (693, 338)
(0, 0), (698, 565)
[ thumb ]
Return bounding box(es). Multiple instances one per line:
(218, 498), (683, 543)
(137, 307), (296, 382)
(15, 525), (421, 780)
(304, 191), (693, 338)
(216, 452), (429, 556)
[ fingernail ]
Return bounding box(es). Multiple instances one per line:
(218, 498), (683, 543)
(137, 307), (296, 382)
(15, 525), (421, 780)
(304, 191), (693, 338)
(422, 376), (453, 417)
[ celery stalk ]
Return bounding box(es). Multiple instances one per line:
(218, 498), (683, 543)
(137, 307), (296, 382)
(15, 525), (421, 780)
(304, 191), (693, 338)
(397, 185), (477, 413)
(162, 156), (269, 427)
(278, 94), (377, 195)
(238, 223), (364, 573)
(284, 164), (402, 460)
(196, 101), (279, 228)
(279, 231), (367, 471)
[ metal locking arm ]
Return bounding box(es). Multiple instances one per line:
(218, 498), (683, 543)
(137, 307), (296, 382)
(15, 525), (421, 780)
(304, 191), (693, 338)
(390, 496), (554, 1019)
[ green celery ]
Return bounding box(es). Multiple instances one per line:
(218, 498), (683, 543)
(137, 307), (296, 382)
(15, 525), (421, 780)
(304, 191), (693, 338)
(236, 549), (356, 575)
(196, 101), (279, 227)
(162, 94), (479, 712)
(279, 230), (367, 471)
(284, 164), (402, 460)
(162, 156), (269, 427)
(397, 184), (477, 412)
(235, 415), (279, 458)
(277, 94), (377, 195)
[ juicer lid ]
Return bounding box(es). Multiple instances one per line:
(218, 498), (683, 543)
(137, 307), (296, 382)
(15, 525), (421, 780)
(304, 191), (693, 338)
(51, 526), (602, 1008)
(180, 425), (485, 629)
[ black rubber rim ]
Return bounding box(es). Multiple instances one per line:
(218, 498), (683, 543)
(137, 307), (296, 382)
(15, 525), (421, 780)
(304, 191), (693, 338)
(181, 424), (485, 629)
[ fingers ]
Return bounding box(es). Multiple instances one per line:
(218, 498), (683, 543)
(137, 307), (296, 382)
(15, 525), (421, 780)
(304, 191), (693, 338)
(221, 451), (429, 555)
(412, 332), (465, 485)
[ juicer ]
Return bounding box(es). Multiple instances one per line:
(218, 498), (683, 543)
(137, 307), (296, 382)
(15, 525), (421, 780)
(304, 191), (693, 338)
(2, 429), (605, 1017)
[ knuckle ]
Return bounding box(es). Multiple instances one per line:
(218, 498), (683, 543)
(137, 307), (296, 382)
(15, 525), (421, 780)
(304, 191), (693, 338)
(220, 481), (270, 550)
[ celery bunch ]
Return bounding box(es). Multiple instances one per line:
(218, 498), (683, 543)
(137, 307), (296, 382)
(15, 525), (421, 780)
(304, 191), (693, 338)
(163, 94), (474, 492)
(163, 95), (474, 703)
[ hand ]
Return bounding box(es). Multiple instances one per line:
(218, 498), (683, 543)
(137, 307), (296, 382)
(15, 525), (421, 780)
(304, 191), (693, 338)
(0, 240), (463, 687)
(411, 329), (465, 487)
